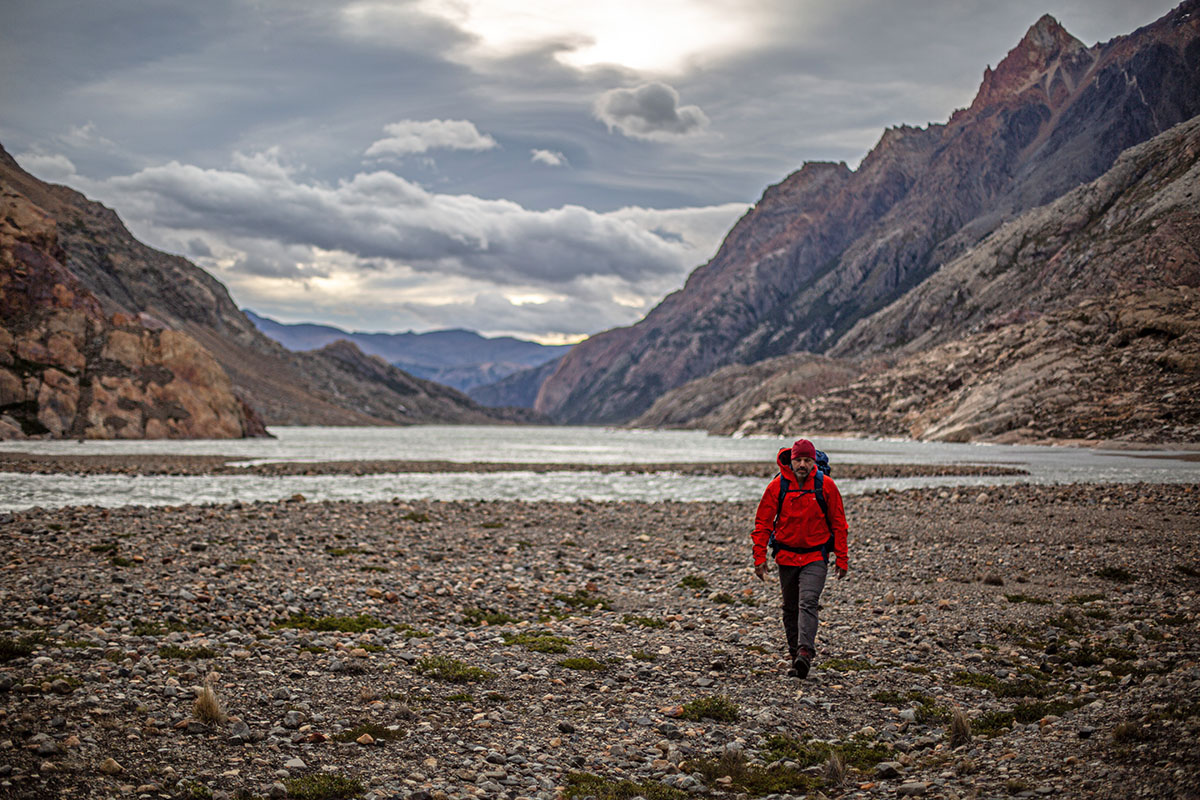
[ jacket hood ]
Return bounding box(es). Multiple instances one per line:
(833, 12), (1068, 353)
(777, 446), (813, 482)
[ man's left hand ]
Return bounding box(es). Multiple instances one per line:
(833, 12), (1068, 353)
(835, 566), (848, 579)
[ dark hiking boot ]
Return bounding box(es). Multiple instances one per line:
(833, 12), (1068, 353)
(786, 649), (799, 677)
(793, 649), (813, 679)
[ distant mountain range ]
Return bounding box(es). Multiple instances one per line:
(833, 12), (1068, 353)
(245, 310), (569, 394)
(527, 2), (1200, 443)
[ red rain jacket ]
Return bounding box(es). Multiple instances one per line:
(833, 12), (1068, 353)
(752, 447), (849, 571)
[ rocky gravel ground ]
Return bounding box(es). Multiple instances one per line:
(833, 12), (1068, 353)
(0, 483), (1197, 800)
(0, 455), (1026, 479)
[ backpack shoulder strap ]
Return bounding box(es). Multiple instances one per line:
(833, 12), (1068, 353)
(774, 473), (791, 526)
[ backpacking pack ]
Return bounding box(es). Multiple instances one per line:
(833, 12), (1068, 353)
(767, 449), (834, 561)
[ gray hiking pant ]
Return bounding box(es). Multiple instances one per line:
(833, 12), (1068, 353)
(778, 559), (828, 658)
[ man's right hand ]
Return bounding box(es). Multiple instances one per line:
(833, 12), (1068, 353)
(754, 562), (769, 581)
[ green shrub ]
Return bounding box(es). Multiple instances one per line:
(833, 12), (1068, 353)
(558, 657), (606, 671)
(679, 694), (739, 722)
(631, 650), (657, 662)
(480, 521), (504, 529)
(401, 512), (430, 523)
(678, 575), (708, 589)
(711, 592), (736, 604)
(622, 614), (666, 629)
(412, 656), (494, 683)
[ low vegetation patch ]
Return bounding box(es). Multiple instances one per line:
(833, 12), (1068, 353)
(973, 698), (1085, 736)
(563, 772), (686, 800)
(553, 590), (613, 612)
(480, 521), (504, 529)
(462, 607), (518, 626)
(325, 547), (364, 557)
(401, 511), (430, 523)
(412, 656), (494, 683)
(275, 614), (384, 633)
(950, 671), (1052, 699)
(631, 650), (657, 662)
(678, 575), (709, 589)
(559, 657), (606, 671)
(679, 694), (739, 722)
(1066, 593), (1105, 605)
(687, 751), (821, 797)
(159, 645), (219, 660)
(622, 614), (666, 629)
(333, 722), (402, 743)
(710, 592), (736, 604)
(0, 634), (42, 662)
(502, 632), (573, 653)
(1004, 593), (1051, 605)
(283, 773), (364, 800)
(763, 733), (890, 771)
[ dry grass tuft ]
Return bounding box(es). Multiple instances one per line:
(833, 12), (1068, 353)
(193, 678), (227, 725)
(823, 750), (846, 788)
(949, 706), (972, 748)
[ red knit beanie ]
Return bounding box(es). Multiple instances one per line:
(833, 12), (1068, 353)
(791, 439), (817, 462)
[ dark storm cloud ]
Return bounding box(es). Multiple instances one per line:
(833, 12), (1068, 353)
(593, 83), (710, 140)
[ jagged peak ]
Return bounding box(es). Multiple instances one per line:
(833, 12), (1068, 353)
(965, 13), (1090, 115)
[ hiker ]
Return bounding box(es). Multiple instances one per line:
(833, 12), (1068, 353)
(752, 438), (849, 678)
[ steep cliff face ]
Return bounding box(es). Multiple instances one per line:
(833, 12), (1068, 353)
(715, 117), (1200, 444)
(536, 2), (1200, 423)
(0, 145), (527, 430)
(0, 187), (267, 439)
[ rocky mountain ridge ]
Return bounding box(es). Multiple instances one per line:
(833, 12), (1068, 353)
(534, 2), (1200, 425)
(640, 116), (1200, 443)
(0, 145), (528, 435)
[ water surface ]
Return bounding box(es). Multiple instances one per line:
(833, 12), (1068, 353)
(2, 426), (1196, 511)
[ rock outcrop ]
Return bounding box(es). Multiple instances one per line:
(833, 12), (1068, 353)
(730, 287), (1200, 443)
(631, 353), (862, 432)
(535, 2), (1200, 424)
(0, 187), (267, 439)
(0, 145), (531, 433)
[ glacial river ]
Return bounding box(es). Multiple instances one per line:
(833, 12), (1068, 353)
(1, 426), (1197, 511)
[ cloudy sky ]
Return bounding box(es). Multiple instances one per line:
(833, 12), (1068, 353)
(0, 0), (1177, 343)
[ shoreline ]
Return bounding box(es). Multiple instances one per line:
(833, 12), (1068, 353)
(0, 483), (1196, 799)
(0, 453), (1029, 479)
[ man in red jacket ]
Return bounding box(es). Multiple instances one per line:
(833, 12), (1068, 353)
(752, 438), (849, 678)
